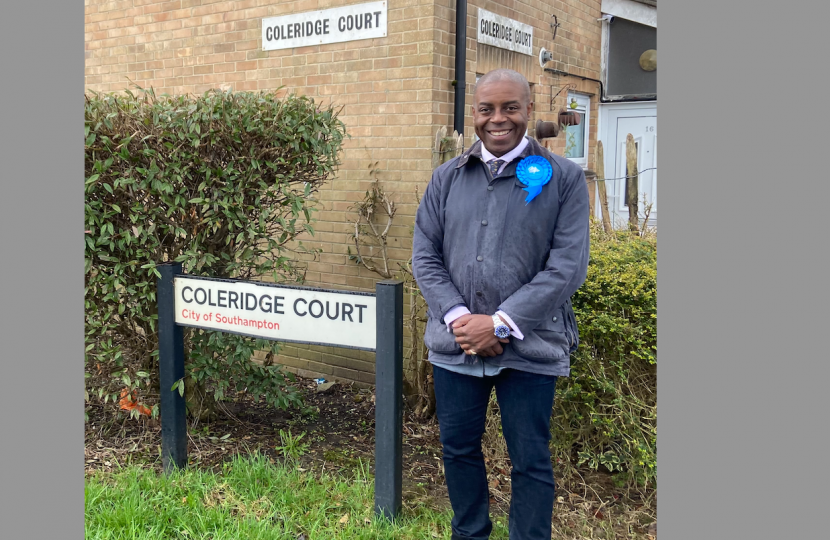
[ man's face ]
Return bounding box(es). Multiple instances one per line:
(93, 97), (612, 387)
(472, 79), (533, 157)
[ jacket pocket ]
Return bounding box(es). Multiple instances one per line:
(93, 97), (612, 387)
(423, 316), (463, 355)
(563, 298), (580, 355)
(511, 312), (570, 361)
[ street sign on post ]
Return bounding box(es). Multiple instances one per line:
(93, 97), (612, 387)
(173, 275), (377, 350)
(155, 264), (403, 519)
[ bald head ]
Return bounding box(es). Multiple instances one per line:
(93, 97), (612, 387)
(474, 69), (531, 104)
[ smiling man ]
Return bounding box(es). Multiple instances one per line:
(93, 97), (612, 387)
(412, 69), (590, 540)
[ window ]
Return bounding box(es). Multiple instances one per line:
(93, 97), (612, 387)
(563, 93), (590, 168)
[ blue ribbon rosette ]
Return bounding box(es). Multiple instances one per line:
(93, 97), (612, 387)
(516, 155), (553, 204)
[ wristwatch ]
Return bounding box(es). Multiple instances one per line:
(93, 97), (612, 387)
(492, 314), (511, 339)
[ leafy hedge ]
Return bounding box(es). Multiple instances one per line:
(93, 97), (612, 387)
(84, 87), (345, 419)
(552, 225), (657, 489)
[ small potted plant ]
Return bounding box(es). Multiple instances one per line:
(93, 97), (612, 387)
(558, 100), (581, 126)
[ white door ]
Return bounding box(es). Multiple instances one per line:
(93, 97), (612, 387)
(598, 102), (657, 228)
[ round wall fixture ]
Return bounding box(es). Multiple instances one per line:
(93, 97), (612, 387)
(535, 120), (560, 140)
(639, 49), (656, 71)
(539, 48), (553, 68)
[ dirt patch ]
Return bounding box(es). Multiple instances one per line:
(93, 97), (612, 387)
(86, 378), (447, 507)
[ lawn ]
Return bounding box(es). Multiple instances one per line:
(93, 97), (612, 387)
(85, 453), (504, 540)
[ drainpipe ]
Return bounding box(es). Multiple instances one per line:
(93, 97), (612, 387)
(453, 0), (467, 135)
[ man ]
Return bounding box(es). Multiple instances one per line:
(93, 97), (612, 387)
(412, 69), (590, 540)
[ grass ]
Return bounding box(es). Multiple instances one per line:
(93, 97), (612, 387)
(85, 453), (512, 540)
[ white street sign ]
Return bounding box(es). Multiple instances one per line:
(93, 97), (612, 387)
(174, 276), (376, 350)
(262, 1), (387, 51)
(477, 8), (533, 56)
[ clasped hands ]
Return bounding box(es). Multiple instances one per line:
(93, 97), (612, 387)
(452, 314), (510, 357)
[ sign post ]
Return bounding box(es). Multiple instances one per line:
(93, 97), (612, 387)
(157, 262), (187, 473)
(373, 280), (403, 520)
(155, 266), (404, 519)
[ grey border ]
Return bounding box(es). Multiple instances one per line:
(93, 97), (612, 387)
(661, 1), (826, 539)
(0, 0), (82, 537)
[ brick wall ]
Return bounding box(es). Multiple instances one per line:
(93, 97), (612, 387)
(85, 0), (604, 387)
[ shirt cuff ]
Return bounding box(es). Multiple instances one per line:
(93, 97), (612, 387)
(444, 305), (471, 332)
(496, 310), (524, 340)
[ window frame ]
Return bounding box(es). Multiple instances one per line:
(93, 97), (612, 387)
(563, 92), (591, 169)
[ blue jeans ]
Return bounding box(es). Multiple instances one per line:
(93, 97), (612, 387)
(433, 365), (558, 540)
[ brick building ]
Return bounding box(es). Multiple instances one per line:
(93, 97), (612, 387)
(85, 0), (656, 386)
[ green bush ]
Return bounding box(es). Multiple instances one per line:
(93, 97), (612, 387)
(552, 225), (657, 489)
(84, 87), (345, 419)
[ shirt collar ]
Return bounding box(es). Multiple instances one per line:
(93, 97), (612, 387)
(456, 136), (544, 169)
(480, 136), (529, 166)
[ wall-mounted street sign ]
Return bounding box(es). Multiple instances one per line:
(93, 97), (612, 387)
(157, 264), (403, 520)
(262, 1), (387, 51)
(477, 8), (533, 56)
(174, 275), (376, 350)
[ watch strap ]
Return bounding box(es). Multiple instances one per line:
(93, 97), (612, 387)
(492, 314), (510, 337)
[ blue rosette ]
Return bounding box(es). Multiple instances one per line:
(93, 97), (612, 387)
(516, 155), (553, 204)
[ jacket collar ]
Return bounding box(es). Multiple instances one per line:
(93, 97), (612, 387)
(455, 136), (545, 169)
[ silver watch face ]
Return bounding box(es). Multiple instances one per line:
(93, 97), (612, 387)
(494, 325), (510, 339)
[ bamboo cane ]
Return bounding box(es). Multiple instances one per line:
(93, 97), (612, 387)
(595, 141), (613, 233)
(626, 133), (639, 233)
(432, 125), (447, 168)
(585, 170), (597, 219)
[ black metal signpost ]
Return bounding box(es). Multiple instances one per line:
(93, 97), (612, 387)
(373, 280), (403, 520)
(156, 262), (403, 520)
(157, 262), (187, 474)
